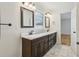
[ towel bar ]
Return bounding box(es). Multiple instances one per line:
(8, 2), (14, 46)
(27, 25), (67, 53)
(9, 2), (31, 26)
(0, 23), (12, 26)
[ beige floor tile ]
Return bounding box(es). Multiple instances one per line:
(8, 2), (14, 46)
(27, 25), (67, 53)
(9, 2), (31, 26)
(44, 44), (76, 57)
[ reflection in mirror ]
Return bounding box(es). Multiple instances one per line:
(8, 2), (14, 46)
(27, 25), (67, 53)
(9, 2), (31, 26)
(35, 10), (43, 28)
(21, 7), (34, 28)
(45, 16), (50, 28)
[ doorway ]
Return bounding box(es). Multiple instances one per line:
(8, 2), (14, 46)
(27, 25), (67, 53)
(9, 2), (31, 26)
(61, 12), (71, 46)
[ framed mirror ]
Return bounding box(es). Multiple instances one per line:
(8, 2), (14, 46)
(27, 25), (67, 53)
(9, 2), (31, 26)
(20, 7), (34, 28)
(45, 16), (50, 28)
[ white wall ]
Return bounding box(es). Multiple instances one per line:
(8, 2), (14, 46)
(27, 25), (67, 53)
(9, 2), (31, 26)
(49, 12), (61, 44)
(71, 6), (77, 55)
(61, 18), (71, 35)
(76, 3), (79, 56)
(0, 3), (21, 57)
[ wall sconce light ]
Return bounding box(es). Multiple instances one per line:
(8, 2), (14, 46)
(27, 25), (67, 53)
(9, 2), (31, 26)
(32, 4), (36, 10)
(22, 2), (36, 10)
(45, 12), (52, 17)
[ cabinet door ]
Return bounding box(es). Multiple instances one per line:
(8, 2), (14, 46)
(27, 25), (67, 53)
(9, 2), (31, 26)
(40, 40), (45, 56)
(42, 36), (49, 55)
(44, 40), (49, 52)
(32, 42), (41, 57)
(53, 34), (56, 45)
(32, 45), (38, 57)
(49, 33), (57, 49)
(32, 35), (49, 57)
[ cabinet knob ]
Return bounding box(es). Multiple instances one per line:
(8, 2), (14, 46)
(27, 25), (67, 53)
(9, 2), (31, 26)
(77, 42), (79, 45)
(73, 31), (76, 33)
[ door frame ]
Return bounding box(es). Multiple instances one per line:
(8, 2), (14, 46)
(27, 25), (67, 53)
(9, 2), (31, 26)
(60, 12), (71, 46)
(59, 6), (77, 56)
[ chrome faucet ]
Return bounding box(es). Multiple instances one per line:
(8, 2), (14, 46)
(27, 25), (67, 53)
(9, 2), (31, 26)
(47, 29), (49, 32)
(29, 30), (34, 35)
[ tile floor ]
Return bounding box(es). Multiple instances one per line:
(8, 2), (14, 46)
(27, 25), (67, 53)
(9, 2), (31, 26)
(44, 44), (76, 57)
(61, 34), (70, 46)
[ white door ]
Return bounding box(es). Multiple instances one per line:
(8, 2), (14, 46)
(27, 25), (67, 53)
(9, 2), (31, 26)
(77, 44), (79, 56)
(0, 3), (21, 57)
(71, 6), (77, 55)
(76, 4), (79, 57)
(0, 10), (1, 40)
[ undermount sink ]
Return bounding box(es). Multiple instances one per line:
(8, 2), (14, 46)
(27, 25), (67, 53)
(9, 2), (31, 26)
(28, 32), (43, 35)
(21, 29), (48, 37)
(21, 31), (47, 37)
(21, 32), (38, 36)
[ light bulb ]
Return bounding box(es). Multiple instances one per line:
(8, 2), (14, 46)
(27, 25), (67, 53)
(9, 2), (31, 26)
(32, 3), (36, 10)
(29, 4), (32, 8)
(32, 6), (36, 10)
(45, 12), (52, 17)
(24, 2), (29, 6)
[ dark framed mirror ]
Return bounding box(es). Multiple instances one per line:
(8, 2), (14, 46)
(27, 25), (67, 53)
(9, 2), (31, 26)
(20, 7), (34, 28)
(45, 16), (50, 28)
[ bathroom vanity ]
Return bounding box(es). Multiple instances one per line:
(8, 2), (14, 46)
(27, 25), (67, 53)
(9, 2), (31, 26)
(22, 32), (57, 57)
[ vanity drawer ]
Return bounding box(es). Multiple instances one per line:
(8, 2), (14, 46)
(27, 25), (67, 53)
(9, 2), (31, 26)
(32, 38), (41, 45)
(32, 35), (48, 45)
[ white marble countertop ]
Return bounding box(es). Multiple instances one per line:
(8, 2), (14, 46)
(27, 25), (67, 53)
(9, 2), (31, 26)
(21, 31), (57, 40)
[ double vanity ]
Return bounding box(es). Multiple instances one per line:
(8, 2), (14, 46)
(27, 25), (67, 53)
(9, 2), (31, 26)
(22, 31), (57, 57)
(20, 5), (57, 57)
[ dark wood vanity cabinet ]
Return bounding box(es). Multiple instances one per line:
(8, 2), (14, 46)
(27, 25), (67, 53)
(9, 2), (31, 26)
(48, 33), (57, 49)
(22, 35), (49, 57)
(22, 32), (57, 57)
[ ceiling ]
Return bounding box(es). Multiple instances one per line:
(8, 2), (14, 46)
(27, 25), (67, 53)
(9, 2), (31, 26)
(35, 2), (77, 13)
